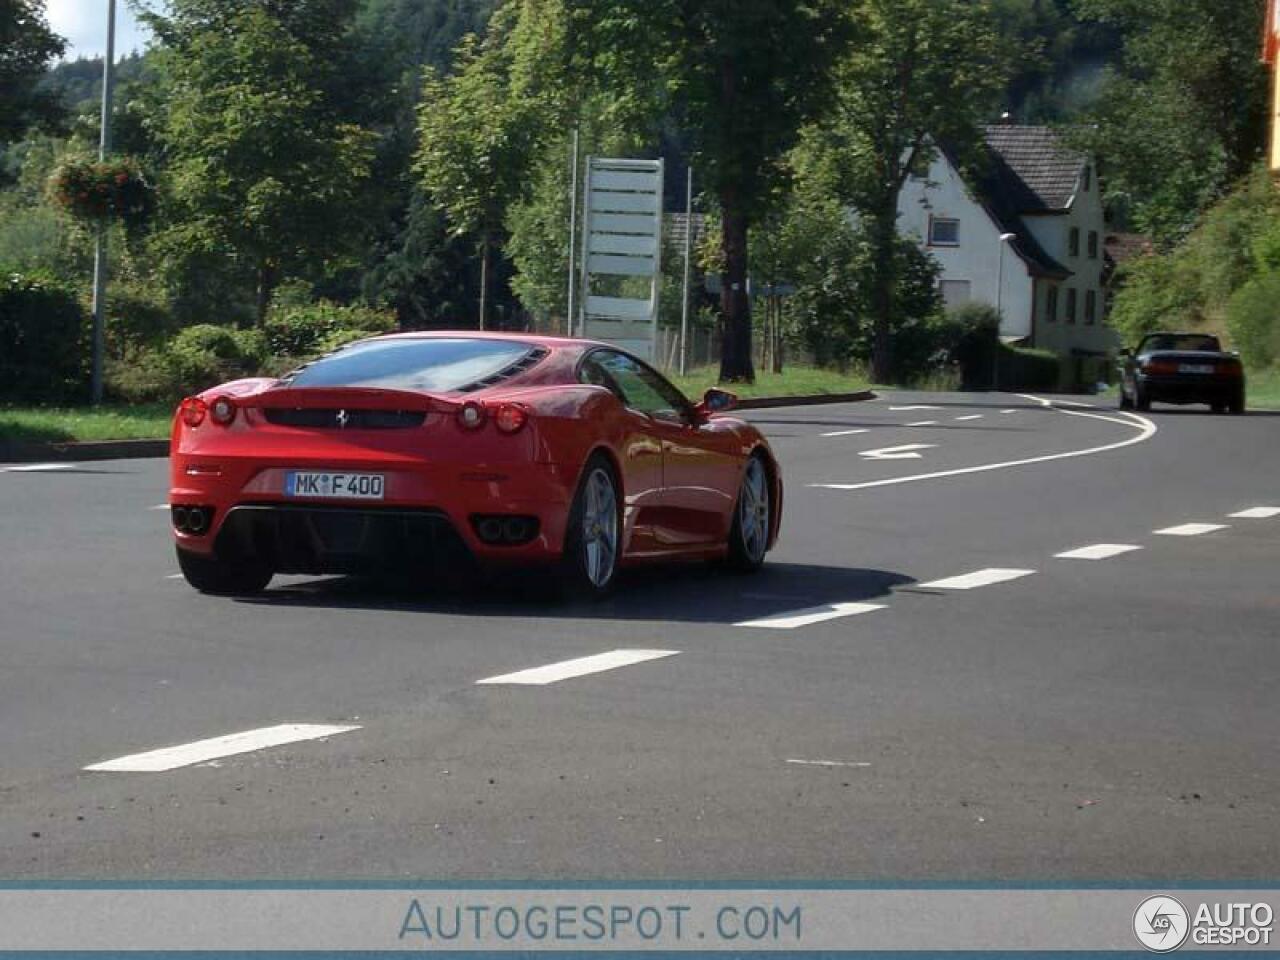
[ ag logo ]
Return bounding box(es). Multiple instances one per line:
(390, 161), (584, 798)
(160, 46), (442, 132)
(1134, 895), (1190, 952)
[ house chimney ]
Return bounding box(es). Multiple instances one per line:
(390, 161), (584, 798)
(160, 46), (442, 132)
(997, 111), (1016, 125)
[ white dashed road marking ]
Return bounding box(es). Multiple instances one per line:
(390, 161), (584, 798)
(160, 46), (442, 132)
(151, 504), (170, 511)
(821, 428), (870, 437)
(84, 724), (361, 773)
(919, 568), (1036, 591)
(906, 420), (938, 427)
(1055, 544), (1144, 561)
(955, 415), (984, 421)
(786, 759), (872, 769)
(3, 463), (77, 473)
(1000, 409), (1019, 414)
(477, 649), (679, 686)
(859, 444), (936, 461)
(1154, 523), (1229, 537)
(1230, 507), (1280, 519)
(889, 405), (942, 412)
(736, 602), (886, 630)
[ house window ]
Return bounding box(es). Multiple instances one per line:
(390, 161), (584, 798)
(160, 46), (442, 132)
(1046, 286), (1059, 323)
(929, 217), (960, 246)
(1088, 231), (1099, 259)
(1066, 288), (1078, 324)
(1069, 228), (1080, 258)
(939, 280), (972, 309)
(1083, 166), (1092, 192)
(1085, 290), (1097, 326)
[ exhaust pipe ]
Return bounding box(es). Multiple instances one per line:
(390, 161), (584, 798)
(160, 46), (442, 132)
(185, 508), (208, 535)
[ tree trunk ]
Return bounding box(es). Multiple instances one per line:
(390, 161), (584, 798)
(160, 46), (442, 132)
(255, 259), (278, 328)
(717, 188), (754, 383)
(478, 238), (490, 331)
(869, 200), (897, 385)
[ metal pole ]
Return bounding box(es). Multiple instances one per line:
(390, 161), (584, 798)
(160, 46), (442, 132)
(90, 0), (117, 405)
(994, 233), (1014, 393)
(566, 128), (579, 336)
(576, 157), (593, 342)
(679, 166), (693, 376)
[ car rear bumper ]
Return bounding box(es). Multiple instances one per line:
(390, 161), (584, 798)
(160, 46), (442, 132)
(1139, 376), (1243, 405)
(169, 455), (575, 568)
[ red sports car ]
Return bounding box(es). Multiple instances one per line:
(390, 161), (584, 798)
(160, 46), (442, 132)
(169, 332), (782, 597)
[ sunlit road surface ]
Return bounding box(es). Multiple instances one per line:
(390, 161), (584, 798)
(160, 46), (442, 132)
(1, 391), (1277, 880)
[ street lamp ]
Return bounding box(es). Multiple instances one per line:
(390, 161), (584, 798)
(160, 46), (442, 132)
(994, 232), (1016, 392)
(90, 0), (117, 404)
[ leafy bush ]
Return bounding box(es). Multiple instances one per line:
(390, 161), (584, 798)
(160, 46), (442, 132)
(164, 324), (269, 393)
(0, 270), (86, 402)
(103, 280), (182, 358)
(106, 345), (180, 404)
(263, 300), (396, 358)
(1226, 272), (1280, 370)
(999, 346), (1060, 391)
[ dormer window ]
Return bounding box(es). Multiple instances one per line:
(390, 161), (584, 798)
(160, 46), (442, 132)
(929, 217), (960, 246)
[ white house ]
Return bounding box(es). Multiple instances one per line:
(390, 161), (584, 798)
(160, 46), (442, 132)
(897, 124), (1115, 359)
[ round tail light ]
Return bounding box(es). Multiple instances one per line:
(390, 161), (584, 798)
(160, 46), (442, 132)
(457, 401), (486, 430)
(180, 397), (207, 427)
(493, 403), (528, 434)
(209, 396), (237, 426)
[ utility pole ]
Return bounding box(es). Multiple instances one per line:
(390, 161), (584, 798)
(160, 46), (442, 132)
(679, 166), (693, 376)
(90, 0), (117, 405)
(566, 128), (580, 336)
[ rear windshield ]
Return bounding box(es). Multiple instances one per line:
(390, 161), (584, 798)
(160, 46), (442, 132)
(1140, 334), (1221, 353)
(286, 338), (537, 392)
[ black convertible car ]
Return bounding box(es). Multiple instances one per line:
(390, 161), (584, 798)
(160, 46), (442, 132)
(1119, 332), (1246, 414)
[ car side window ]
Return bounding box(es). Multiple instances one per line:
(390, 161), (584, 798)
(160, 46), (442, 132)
(589, 351), (690, 423)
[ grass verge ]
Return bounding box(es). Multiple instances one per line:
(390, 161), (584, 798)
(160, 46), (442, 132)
(670, 365), (870, 401)
(1247, 367), (1280, 410)
(0, 405), (173, 444)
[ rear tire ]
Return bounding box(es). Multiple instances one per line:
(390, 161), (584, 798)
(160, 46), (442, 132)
(726, 454), (771, 573)
(1134, 384), (1151, 412)
(560, 455), (621, 599)
(177, 547), (273, 596)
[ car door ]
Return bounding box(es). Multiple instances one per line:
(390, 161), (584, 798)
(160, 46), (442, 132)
(590, 351), (739, 547)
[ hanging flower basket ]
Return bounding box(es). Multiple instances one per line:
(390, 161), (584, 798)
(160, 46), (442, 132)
(47, 156), (154, 226)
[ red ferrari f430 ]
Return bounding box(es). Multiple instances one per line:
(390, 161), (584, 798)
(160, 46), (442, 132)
(169, 333), (782, 597)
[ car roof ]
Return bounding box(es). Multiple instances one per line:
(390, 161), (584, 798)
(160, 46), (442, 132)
(373, 330), (607, 351)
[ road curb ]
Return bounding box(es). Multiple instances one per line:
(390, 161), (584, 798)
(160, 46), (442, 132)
(0, 392), (876, 464)
(737, 390), (877, 410)
(0, 438), (168, 465)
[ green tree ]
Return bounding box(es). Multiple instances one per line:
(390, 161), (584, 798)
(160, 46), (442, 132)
(146, 0), (379, 324)
(565, 0), (853, 382)
(808, 0), (1005, 383)
(1073, 0), (1268, 245)
(0, 0), (65, 143)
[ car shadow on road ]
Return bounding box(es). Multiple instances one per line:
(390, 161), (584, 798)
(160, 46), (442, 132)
(236, 562), (916, 626)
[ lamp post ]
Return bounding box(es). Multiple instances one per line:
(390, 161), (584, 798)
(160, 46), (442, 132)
(90, 0), (117, 405)
(994, 232), (1016, 392)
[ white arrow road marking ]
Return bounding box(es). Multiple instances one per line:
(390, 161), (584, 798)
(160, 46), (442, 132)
(1155, 523), (1229, 537)
(85, 724), (361, 773)
(477, 649), (679, 686)
(889, 405), (942, 411)
(1055, 544), (1143, 561)
(859, 443), (936, 461)
(919, 568), (1036, 591)
(811, 398), (1156, 492)
(821, 428), (870, 437)
(1230, 507), (1280, 519)
(737, 602), (886, 630)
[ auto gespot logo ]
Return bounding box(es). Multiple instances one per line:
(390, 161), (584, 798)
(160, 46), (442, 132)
(1134, 895), (1274, 951)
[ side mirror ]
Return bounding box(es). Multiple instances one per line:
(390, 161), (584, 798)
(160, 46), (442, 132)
(694, 387), (738, 420)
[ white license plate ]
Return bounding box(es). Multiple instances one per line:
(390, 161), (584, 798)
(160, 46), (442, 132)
(286, 471), (385, 500)
(1179, 364), (1215, 374)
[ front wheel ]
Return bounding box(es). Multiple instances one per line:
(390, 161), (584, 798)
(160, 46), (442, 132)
(560, 455), (621, 599)
(726, 454), (771, 573)
(176, 547), (273, 596)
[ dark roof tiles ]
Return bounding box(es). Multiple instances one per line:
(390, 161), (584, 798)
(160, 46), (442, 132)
(981, 124), (1086, 213)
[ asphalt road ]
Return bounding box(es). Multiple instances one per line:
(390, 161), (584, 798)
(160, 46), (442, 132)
(1, 390), (1277, 881)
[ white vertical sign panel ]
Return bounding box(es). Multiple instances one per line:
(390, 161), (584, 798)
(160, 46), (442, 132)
(578, 157), (664, 360)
